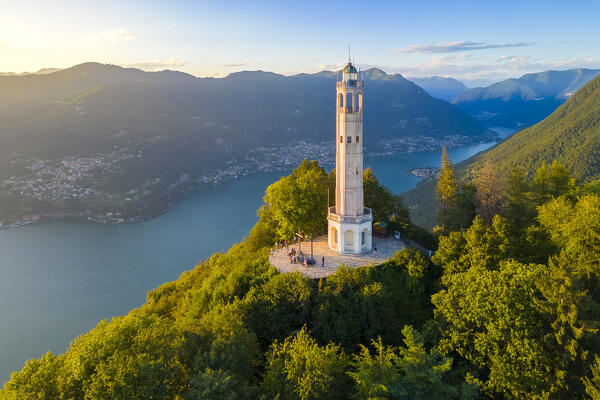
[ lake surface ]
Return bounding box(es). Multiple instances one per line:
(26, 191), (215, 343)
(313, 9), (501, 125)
(0, 139), (503, 381)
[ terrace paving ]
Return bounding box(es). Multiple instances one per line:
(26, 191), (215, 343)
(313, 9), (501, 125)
(269, 234), (407, 279)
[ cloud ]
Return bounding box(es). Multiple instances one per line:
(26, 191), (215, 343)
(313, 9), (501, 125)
(125, 57), (187, 70)
(388, 54), (600, 84)
(222, 62), (249, 67)
(394, 41), (534, 54)
(317, 62), (345, 71)
(100, 28), (135, 43)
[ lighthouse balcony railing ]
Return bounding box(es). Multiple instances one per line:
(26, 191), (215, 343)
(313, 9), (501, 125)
(328, 206), (372, 223)
(336, 81), (364, 88)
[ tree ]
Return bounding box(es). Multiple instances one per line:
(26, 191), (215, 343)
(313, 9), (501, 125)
(538, 194), (600, 281)
(432, 260), (592, 399)
(363, 168), (401, 222)
(264, 160), (329, 260)
(246, 205), (279, 251)
(504, 168), (536, 233)
(186, 368), (251, 400)
(436, 147), (458, 231)
(452, 183), (477, 230)
(475, 161), (505, 223)
(532, 160), (576, 204)
(349, 327), (461, 400)
(261, 326), (351, 400)
(1, 352), (62, 400)
(584, 356), (600, 400)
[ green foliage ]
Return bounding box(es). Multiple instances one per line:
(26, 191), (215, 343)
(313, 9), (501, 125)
(584, 356), (600, 400)
(241, 272), (314, 349)
(2, 352), (62, 400)
(538, 194), (600, 280)
(186, 368), (252, 400)
(350, 327), (459, 400)
(436, 147), (458, 230)
(433, 260), (593, 399)
(246, 205), (279, 251)
(434, 148), (477, 231)
(261, 326), (351, 400)
(433, 214), (517, 277)
(310, 250), (435, 353)
(364, 168), (402, 222)
(9, 159), (600, 400)
(265, 159), (329, 240)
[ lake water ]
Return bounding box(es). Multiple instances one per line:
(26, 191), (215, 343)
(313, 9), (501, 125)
(0, 139), (502, 381)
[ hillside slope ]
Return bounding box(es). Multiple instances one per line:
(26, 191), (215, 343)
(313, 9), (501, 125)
(403, 73), (600, 227)
(454, 68), (600, 128)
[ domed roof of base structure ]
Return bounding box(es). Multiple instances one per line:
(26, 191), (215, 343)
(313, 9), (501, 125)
(342, 62), (357, 74)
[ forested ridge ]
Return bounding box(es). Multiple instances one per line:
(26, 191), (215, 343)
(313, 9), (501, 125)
(404, 73), (600, 228)
(453, 68), (600, 128)
(5, 157), (600, 399)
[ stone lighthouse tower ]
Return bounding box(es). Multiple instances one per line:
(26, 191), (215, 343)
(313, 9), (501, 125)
(327, 60), (373, 254)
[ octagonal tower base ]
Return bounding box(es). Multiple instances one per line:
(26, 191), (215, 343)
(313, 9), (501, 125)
(327, 206), (373, 254)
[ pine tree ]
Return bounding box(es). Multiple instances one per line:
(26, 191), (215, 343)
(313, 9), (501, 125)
(475, 161), (505, 223)
(436, 147), (458, 231)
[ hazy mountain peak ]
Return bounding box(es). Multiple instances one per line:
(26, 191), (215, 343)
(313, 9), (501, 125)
(224, 70), (287, 81)
(408, 76), (470, 102)
(453, 68), (600, 128)
(364, 67), (387, 76)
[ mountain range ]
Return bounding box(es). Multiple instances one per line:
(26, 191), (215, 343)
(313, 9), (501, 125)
(408, 76), (470, 102)
(453, 68), (600, 128)
(0, 63), (492, 161)
(403, 72), (600, 227)
(0, 62), (492, 223)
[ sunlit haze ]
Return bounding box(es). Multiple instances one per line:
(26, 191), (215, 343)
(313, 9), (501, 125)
(3, 0), (600, 83)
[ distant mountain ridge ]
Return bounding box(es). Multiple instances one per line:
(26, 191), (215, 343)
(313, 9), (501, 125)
(403, 73), (600, 227)
(0, 67), (62, 77)
(453, 68), (600, 128)
(0, 62), (493, 223)
(0, 63), (492, 160)
(408, 76), (470, 102)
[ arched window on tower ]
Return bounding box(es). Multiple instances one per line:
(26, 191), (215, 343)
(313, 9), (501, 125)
(358, 93), (363, 112)
(346, 93), (353, 112)
(339, 93), (344, 108)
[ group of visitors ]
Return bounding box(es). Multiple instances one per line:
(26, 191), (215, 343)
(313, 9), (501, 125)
(288, 247), (304, 264)
(269, 236), (325, 269)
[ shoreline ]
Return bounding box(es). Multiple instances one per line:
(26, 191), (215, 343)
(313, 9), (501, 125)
(0, 136), (500, 231)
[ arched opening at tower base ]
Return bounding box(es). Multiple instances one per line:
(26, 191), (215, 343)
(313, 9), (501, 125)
(362, 228), (371, 251)
(344, 230), (355, 252)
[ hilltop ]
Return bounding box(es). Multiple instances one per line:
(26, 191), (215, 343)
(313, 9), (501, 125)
(5, 159), (600, 399)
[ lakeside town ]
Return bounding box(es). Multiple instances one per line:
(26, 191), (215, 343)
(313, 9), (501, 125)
(0, 133), (492, 228)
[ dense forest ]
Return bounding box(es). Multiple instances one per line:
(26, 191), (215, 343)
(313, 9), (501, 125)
(4, 156), (600, 399)
(404, 72), (600, 227)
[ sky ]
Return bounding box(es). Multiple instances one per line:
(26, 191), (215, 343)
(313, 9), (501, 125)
(2, 0), (600, 85)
